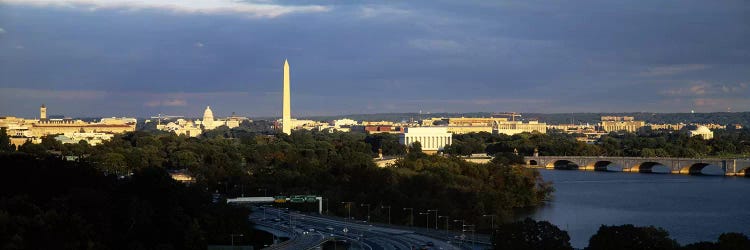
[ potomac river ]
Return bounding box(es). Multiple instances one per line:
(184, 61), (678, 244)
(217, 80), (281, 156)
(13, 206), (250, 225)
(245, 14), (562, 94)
(531, 169), (750, 248)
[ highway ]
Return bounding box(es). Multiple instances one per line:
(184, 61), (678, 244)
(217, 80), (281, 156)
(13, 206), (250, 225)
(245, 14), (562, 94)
(251, 206), (476, 250)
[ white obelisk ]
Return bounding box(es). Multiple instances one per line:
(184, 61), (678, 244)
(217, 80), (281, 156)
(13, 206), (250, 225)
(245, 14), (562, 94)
(282, 59), (292, 135)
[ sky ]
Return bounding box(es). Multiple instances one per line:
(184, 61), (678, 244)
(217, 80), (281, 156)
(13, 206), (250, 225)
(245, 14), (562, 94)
(0, 0), (748, 118)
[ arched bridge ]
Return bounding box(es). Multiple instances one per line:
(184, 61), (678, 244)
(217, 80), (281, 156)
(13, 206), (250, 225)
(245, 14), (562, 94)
(525, 156), (750, 176)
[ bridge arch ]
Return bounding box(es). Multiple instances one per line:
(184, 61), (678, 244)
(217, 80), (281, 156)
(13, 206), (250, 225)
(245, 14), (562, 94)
(528, 160), (538, 166)
(591, 160), (614, 171)
(548, 160), (580, 170)
(737, 165), (750, 177)
(632, 162), (670, 173)
(678, 163), (723, 175)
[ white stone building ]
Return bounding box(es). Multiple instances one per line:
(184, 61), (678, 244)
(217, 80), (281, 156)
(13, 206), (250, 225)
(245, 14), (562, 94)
(399, 127), (452, 153)
(688, 126), (714, 140)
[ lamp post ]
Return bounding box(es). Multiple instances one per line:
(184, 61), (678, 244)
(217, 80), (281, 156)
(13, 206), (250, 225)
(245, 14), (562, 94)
(419, 212), (430, 229)
(454, 219), (465, 248)
(361, 203), (371, 223)
(427, 209), (438, 230)
(289, 211), (294, 234)
(341, 202), (353, 220)
(382, 205), (391, 224)
(483, 214), (496, 230)
(462, 224), (476, 249)
(438, 215), (450, 236)
(403, 207), (414, 226)
(230, 233), (244, 246)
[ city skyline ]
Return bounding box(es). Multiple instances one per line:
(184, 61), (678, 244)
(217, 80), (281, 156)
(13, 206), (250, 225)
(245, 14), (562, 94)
(1, 1), (749, 117)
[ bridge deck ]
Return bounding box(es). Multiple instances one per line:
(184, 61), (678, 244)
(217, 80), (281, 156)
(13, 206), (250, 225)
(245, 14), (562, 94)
(524, 156), (750, 176)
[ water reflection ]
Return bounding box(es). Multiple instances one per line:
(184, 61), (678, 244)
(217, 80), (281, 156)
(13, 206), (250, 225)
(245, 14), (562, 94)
(531, 169), (750, 248)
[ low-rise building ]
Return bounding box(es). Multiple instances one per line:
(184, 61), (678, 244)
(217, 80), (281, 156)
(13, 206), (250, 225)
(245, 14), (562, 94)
(447, 126), (493, 134)
(1, 105), (136, 148)
(332, 118), (359, 127)
(648, 123), (685, 131)
(600, 116), (645, 132)
(54, 132), (114, 146)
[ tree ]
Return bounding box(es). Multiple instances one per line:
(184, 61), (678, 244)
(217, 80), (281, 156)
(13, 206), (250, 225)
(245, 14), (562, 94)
(491, 152), (525, 165)
(493, 218), (573, 250)
(407, 141), (424, 158)
(170, 150), (200, 169)
(586, 224), (679, 250)
(717, 232), (750, 250)
(680, 232), (750, 250)
(0, 128), (15, 152)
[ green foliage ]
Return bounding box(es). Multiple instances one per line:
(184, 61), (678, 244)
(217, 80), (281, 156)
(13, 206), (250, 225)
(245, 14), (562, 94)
(364, 133), (406, 156)
(392, 155), (552, 223)
(681, 233), (750, 250)
(586, 224), (679, 250)
(6, 128), (553, 231)
(716, 233), (750, 250)
(452, 129), (750, 158)
(492, 218), (573, 250)
(0, 128), (15, 152)
(443, 132), (489, 156)
(0, 153), (256, 249)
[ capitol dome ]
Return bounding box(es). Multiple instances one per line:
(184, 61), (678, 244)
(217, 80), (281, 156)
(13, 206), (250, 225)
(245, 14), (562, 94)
(202, 106), (214, 128)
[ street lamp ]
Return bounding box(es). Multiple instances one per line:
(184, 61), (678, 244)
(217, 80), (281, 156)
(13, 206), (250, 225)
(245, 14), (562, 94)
(419, 212), (430, 229)
(230, 233), (244, 246)
(462, 224), (476, 249)
(289, 211), (294, 234)
(438, 215), (450, 236)
(403, 207), (414, 226)
(427, 209), (439, 230)
(454, 219), (466, 246)
(341, 202), (353, 220)
(382, 205), (391, 224)
(361, 203), (371, 222)
(483, 214), (497, 230)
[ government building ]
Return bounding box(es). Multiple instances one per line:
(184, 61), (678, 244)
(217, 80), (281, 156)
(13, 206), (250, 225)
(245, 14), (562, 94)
(399, 127), (452, 154)
(0, 104), (137, 148)
(599, 116), (645, 132)
(156, 106), (249, 137)
(421, 116), (547, 135)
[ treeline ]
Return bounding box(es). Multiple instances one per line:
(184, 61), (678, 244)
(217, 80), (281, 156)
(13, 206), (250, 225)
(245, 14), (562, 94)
(0, 153), (260, 249)
(1, 127), (552, 229)
(492, 218), (750, 250)
(444, 129), (750, 158)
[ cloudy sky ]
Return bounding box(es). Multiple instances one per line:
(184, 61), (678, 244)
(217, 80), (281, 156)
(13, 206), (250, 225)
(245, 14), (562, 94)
(0, 0), (748, 118)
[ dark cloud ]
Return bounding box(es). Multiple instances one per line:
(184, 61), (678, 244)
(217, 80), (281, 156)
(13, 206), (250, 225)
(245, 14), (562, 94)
(0, 1), (748, 118)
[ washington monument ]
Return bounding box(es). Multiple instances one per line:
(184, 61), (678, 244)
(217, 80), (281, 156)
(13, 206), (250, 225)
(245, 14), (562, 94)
(282, 59), (291, 135)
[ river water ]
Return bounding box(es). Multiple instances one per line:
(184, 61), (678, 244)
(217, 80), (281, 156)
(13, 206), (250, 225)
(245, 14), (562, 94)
(532, 169), (750, 248)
